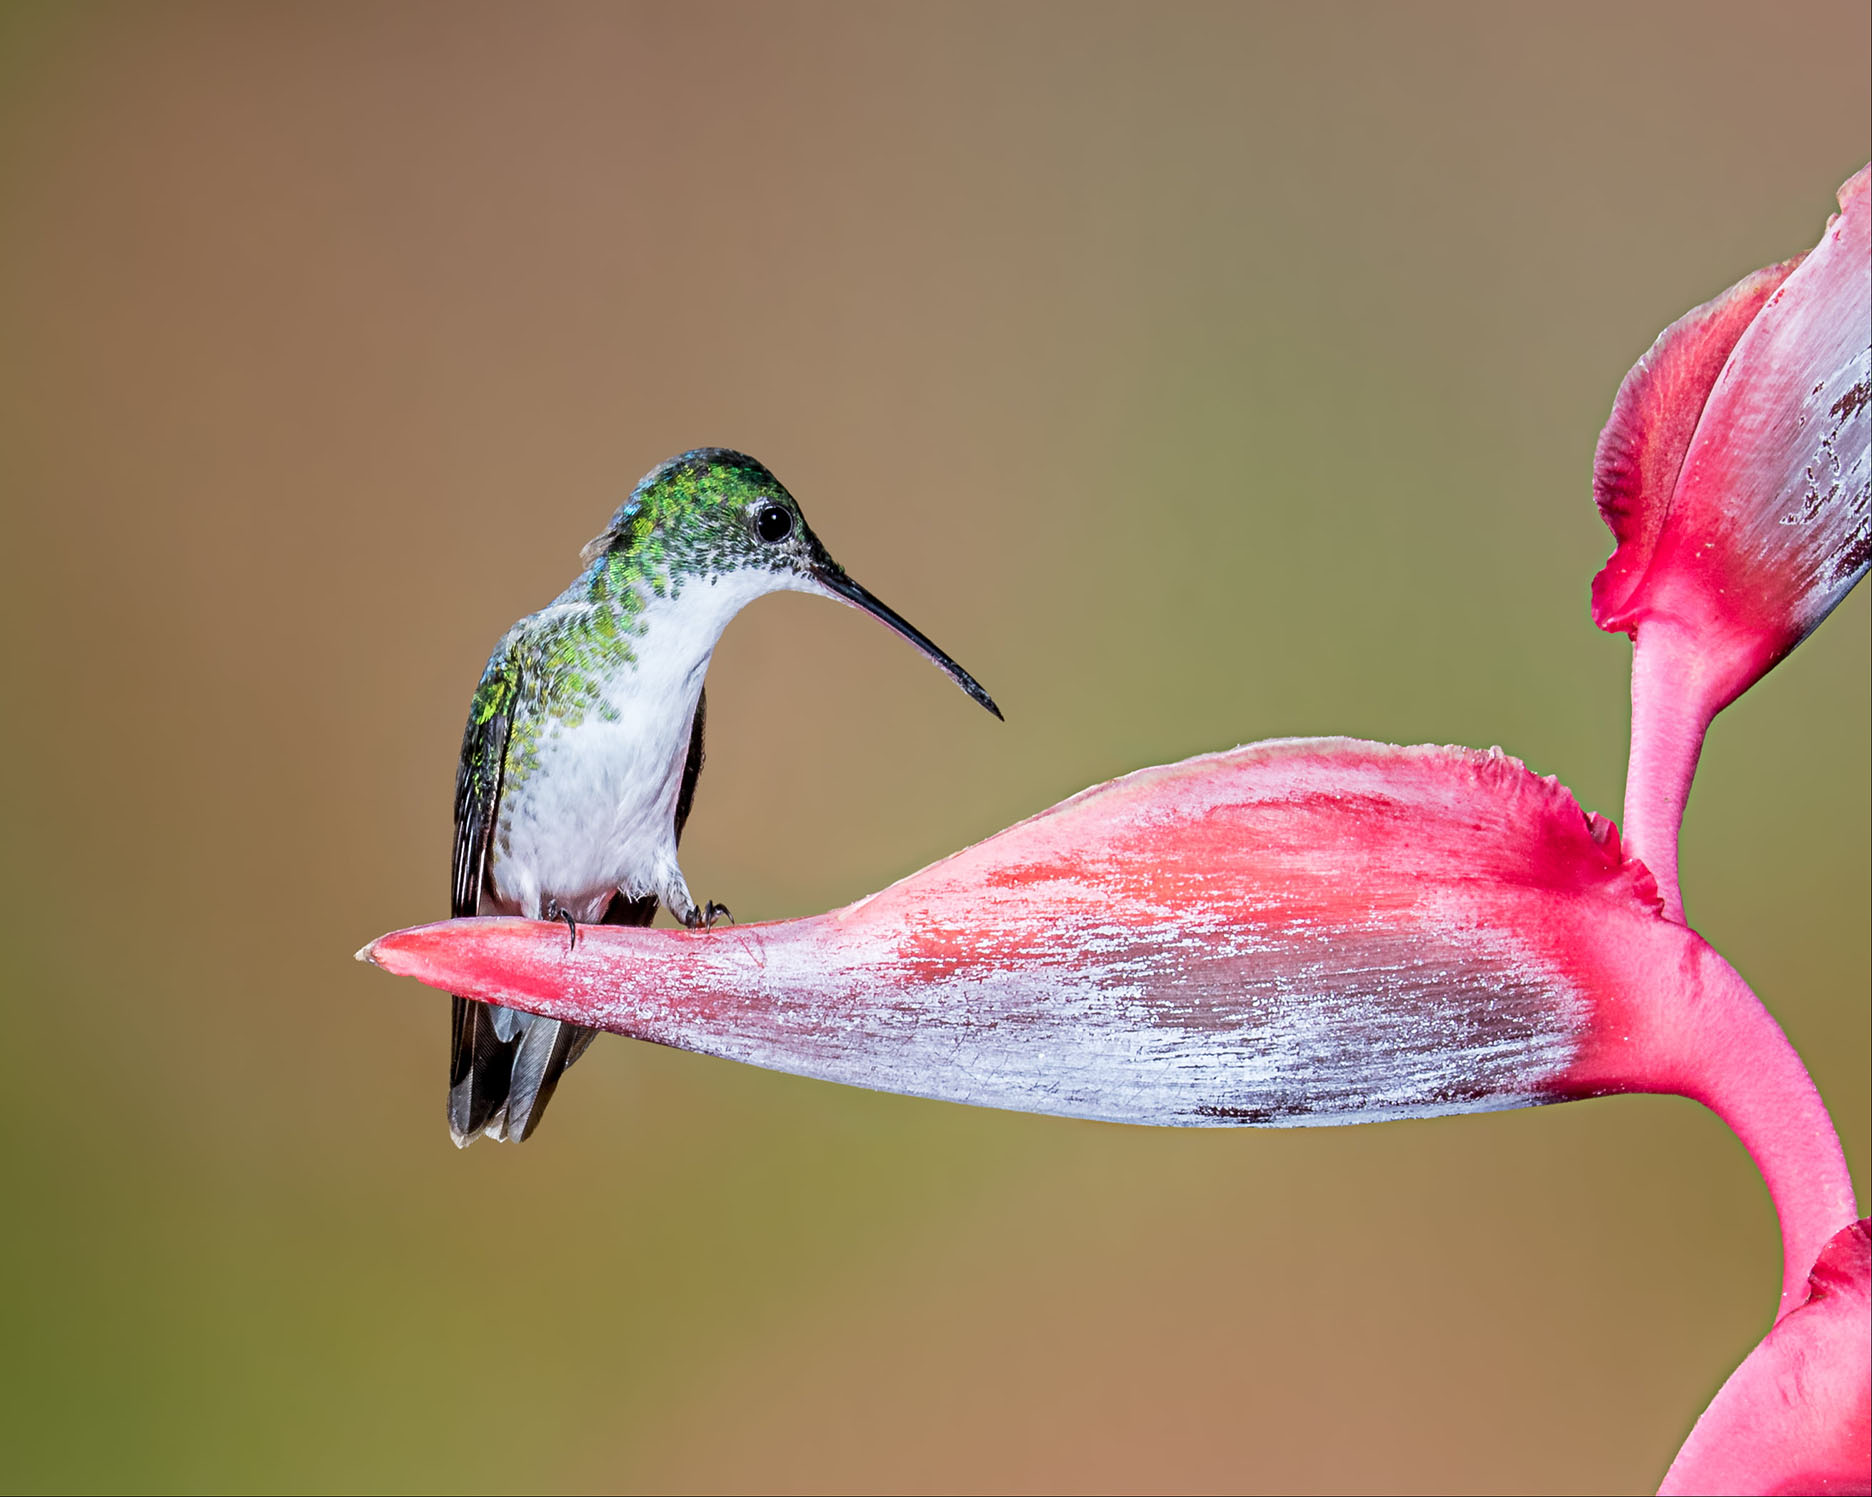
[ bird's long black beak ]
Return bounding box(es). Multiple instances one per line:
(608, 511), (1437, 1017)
(809, 560), (1002, 720)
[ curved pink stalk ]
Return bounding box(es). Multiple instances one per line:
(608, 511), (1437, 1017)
(363, 738), (1856, 1315)
(1566, 934), (1859, 1321)
(1593, 165), (1870, 922)
(1660, 1219), (1871, 1497)
(1618, 616), (1714, 927)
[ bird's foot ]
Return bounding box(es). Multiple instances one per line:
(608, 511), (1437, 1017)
(545, 900), (578, 951)
(683, 900), (734, 930)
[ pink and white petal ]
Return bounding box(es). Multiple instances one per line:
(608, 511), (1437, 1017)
(367, 738), (1853, 1309)
(1592, 258), (1800, 633)
(373, 741), (1637, 1127)
(1602, 166), (1869, 922)
(1640, 164), (1870, 700)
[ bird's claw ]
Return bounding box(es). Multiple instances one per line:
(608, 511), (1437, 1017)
(683, 900), (734, 930)
(548, 904), (578, 951)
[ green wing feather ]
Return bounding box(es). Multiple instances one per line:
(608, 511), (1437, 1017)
(451, 662), (517, 920)
(448, 656), (519, 1135)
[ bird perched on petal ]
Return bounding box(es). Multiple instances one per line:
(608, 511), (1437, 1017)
(447, 448), (999, 1145)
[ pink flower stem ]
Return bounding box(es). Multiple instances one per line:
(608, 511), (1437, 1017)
(1640, 942), (1860, 1319)
(1622, 617), (1723, 926)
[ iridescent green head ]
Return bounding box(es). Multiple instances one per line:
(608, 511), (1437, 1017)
(583, 448), (1001, 718)
(581, 449), (813, 582)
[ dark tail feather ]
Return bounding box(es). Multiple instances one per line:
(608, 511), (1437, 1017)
(501, 1017), (586, 1142)
(448, 996), (514, 1144)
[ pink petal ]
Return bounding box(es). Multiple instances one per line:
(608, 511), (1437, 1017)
(1591, 258), (1801, 632)
(1598, 166), (1870, 922)
(374, 741), (1645, 1124)
(365, 738), (1855, 1313)
(1660, 1220), (1871, 1497)
(1596, 164), (1869, 681)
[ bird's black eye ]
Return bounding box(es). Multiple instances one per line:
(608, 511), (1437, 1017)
(754, 503), (793, 544)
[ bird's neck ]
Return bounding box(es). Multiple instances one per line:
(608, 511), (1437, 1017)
(575, 567), (777, 710)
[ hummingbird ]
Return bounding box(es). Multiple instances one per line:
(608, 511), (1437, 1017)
(448, 448), (1001, 1145)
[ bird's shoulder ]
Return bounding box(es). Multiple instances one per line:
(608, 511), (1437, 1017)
(473, 599), (646, 786)
(506, 601), (641, 702)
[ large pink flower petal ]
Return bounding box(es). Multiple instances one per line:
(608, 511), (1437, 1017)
(364, 738), (1856, 1314)
(1594, 166), (1870, 921)
(1660, 1219), (1871, 1497)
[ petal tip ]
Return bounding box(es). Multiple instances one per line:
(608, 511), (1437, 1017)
(355, 924), (437, 980)
(1838, 162), (1869, 213)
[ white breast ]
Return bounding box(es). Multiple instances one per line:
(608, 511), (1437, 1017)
(486, 572), (780, 921)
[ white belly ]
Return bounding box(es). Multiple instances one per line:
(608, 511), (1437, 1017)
(489, 693), (696, 921)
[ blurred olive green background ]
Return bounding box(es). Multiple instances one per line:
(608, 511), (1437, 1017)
(0, 3), (1866, 1492)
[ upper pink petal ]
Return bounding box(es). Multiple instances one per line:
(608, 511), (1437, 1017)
(1594, 166), (1870, 705)
(1660, 1219), (1871, 1497)
(1591, 258), (1800, 630)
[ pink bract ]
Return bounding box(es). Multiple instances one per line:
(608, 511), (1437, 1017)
(364, 736), (1856, 1319)
(1661, 1220), (1872, 1497)
(1594, 165), (1870, 921)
